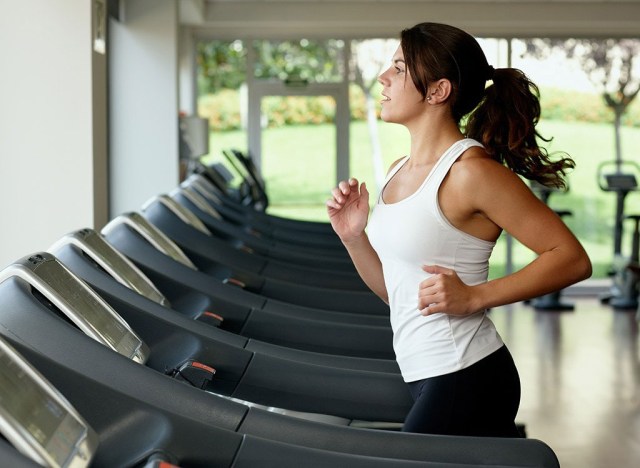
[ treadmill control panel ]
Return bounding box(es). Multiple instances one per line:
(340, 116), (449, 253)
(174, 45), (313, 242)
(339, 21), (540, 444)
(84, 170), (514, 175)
(102, 213), (197, 271)
(0, 253), (148, 364)
(0, 337), (97, 467)
(49, 229), (170, 308)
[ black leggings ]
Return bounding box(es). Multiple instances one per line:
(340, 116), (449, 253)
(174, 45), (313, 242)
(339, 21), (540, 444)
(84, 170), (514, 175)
(402, 346), (521, 437)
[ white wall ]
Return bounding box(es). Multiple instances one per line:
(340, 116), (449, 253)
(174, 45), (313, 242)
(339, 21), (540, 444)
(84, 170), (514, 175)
(0, 0), (104, 269)
(109, 0), (180, 217)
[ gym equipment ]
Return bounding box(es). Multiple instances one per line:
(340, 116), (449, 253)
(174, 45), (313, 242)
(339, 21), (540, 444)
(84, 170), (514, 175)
(222, 148), (269, 210)
(0, 252), (149, 362)
(0, 254), (561, 467)
(0, 251), (407, 422)
(176, 180), (357, 269)
(99, 218), (394, 358)
(139, 197), (369, 304)
(50, 228), (397, 373)
(102, 212), (390, 319)
(0, 336), (97, 468)
(141, 193), (371, 297)
(529, 182), (575, 311)
(0, 439), (39, 468)
(0, 335), (424, 468)
(609, 214), (640, 309)
(148, 191), (366, 290)
(191, 163), (340, 237)
(597, 160), (640, 309)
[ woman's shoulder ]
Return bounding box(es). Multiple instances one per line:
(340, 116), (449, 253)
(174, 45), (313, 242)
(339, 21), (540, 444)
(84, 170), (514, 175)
(453, 147), (519, 183)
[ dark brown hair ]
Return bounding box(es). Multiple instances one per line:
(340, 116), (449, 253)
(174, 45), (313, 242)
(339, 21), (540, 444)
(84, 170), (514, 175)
(400, 22), (574, 189)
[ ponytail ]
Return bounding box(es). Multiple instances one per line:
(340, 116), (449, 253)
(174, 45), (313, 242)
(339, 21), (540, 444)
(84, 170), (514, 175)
(465, 68), (575, 190)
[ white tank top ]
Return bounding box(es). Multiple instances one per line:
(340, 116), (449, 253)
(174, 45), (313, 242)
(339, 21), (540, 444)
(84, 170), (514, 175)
(368, 138), (504, 382)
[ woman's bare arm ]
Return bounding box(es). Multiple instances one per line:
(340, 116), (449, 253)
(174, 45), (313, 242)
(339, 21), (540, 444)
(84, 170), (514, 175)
(327, 178), (389, 303)
(419, 158), (592, 315)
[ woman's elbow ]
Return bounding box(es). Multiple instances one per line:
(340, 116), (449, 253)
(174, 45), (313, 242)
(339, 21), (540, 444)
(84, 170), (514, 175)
(573, 251), (593, 283)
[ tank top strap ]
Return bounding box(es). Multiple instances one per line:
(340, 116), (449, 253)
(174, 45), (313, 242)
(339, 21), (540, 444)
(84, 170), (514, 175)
(384, 156), (409, 184)
(377, 156), (409, 203)
(428, 138), (485, 189)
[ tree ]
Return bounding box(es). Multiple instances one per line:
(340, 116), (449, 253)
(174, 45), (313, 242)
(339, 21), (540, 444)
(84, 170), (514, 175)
(523, 38), (640, 166)
(197, 39), (343, 94)
(196, 40), (247, 94)
(253, 39), (344, 84)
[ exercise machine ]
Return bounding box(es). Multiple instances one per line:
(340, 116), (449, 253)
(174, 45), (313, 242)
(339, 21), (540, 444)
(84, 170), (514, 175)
(597, 160), (640, 309)
(530, 182), (575, 311)
(0, 251), (561, 467)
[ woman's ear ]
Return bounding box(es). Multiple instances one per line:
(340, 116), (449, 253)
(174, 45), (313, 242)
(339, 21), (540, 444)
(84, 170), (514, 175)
(428, 79), (452, 104)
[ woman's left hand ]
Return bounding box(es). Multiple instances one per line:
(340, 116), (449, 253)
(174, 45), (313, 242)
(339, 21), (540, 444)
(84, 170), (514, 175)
(418, 265), (477, 316)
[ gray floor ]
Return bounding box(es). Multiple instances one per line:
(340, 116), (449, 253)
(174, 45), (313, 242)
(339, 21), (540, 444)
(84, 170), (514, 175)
(489, 298), (639, 468)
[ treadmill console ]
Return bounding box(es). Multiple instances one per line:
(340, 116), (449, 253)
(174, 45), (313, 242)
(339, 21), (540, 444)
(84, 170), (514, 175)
(102, 213), (197, 271)
(49, 229), (170, 308)
(0, 337), (97, 467)
(173, 185), (224, 221)
(604, 174), (638, 191)
(0, 253), (148, 364)
(143, 194), (212, 236)
(182, 174), (224, 207)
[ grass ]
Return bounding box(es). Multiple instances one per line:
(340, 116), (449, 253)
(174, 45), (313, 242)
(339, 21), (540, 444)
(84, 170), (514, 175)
(203, 119), (640, 279)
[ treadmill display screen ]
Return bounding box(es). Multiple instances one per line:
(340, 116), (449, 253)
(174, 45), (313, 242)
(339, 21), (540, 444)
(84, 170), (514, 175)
(36, 260), (141, 359)
(0, 344), (88, 466)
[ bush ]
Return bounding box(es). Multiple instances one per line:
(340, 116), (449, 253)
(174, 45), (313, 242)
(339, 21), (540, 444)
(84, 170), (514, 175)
(540, 87), (640, 127)
(197, 85), (640, 132)
(197, 89), (242, 131)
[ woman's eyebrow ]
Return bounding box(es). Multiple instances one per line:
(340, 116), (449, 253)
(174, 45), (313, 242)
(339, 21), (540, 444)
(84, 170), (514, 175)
(393, 59), (405, 65)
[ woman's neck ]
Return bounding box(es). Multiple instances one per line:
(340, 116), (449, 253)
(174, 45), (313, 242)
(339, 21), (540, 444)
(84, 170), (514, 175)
(406, 115), (464, 166)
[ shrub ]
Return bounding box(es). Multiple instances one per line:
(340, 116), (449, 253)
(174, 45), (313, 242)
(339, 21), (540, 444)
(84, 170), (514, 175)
(197, 89), (242, 131)
(197, 86), (640, 131)
(540, 87), (640, 127)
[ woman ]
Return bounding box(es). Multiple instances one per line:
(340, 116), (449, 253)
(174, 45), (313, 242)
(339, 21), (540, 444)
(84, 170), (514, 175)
(326, 22), (591, 437)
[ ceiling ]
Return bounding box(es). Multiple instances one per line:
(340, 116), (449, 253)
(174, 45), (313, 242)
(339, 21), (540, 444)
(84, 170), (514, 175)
(179, 0), (640, 39)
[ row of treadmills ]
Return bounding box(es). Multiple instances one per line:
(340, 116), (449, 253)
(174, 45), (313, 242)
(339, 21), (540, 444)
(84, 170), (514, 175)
(0, 151), (561, 467)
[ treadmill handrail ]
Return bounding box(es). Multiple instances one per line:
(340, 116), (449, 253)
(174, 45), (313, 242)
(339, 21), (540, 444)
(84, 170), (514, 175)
(102, 213), (198, 270)
(49, 229), (170, 308)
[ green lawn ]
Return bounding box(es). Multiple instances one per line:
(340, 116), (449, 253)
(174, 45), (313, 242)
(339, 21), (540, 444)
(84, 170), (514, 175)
(203, 119), (640, 279)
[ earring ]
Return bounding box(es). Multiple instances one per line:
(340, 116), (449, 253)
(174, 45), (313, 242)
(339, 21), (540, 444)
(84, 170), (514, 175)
(427, 96), (432, 102)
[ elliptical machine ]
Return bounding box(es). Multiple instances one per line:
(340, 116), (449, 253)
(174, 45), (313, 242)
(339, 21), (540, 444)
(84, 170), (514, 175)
(598, 160), (640, 310)
(530, 182), (575, 311)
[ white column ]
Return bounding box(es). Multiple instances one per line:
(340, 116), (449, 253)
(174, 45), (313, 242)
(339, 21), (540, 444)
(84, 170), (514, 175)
(109, 0), (180, 217)
(0, 0), (106, 269)
(179, 26), (198, 115)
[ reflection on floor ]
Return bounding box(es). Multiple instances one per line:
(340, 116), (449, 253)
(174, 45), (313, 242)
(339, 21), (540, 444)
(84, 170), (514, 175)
(489, 298), (639, 468)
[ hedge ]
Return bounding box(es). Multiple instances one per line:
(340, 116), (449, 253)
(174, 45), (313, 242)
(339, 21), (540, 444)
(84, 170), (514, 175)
(197, 86), (640, 132)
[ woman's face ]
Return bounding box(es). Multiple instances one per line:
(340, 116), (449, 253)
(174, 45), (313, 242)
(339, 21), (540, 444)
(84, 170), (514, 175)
(378, 46), (427, 125)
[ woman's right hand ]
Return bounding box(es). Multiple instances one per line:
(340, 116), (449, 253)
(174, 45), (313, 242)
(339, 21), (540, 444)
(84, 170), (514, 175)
(326, 178), (370, 243)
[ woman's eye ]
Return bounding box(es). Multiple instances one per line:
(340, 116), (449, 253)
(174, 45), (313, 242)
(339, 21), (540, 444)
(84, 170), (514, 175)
(395, 67), (404, 74)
